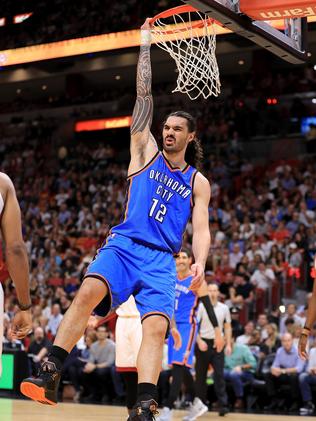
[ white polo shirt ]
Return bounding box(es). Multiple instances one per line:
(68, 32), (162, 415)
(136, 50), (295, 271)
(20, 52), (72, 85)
(250, 268), (275, 290)
(197, 301), (231, 340)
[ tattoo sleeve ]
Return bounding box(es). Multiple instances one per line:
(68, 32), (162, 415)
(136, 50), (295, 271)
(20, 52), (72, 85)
(131, 45), (154, 136)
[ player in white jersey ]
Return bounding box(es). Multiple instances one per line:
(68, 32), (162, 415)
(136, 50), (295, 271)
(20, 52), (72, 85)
(116, 295), (142, 413)
(0, 172), (32, 376)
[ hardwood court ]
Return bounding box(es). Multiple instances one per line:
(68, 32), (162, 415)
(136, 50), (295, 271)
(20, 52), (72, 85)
(0, 398), (304, 421)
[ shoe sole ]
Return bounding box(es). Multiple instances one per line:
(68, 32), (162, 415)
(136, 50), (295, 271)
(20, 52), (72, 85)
(20, 382), (56, 405)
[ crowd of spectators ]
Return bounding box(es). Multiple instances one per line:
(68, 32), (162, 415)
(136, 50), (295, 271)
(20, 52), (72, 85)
(1, 66), (316, 145)
(0, 0), (178, 50)
(0, 107), (315, 412)
(0, 0), (316, 146)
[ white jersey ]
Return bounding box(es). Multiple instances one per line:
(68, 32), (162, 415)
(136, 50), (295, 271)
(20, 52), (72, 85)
(116, 295), (140, 318)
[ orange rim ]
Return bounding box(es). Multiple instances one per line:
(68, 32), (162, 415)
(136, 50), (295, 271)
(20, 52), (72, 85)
(149, 5), (198, 24)
(150, 5), (214, 34)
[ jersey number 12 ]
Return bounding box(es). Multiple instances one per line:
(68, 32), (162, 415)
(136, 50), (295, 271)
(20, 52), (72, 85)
(149, 198), (167, 223)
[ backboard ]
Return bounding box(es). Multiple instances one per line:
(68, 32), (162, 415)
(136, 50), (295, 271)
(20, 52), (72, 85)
(181, 0), (308, 63)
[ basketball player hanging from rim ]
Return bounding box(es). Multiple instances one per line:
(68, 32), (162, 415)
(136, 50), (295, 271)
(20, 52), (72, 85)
(21, 18), (224, 419)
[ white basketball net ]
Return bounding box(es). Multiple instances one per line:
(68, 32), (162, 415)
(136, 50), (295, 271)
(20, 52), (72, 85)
(151, 9), (221, 100)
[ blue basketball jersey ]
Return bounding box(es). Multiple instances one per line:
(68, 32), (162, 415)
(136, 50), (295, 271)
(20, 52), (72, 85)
(174, 275), (198, 324)
(112, 152), (197, 253)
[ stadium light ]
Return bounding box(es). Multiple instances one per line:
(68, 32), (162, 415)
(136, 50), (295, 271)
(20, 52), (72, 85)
(0, 16), (314, 67)
(75, 116), (132, 132)
(13, 13), (33, 24)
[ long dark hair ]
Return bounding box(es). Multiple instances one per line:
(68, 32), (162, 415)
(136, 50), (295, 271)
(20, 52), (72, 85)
(164, 111), (204, 171)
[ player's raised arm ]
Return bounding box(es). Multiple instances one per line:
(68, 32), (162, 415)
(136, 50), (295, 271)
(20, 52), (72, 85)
(0, 173), (32, 338)
(129, 18), (158, 175)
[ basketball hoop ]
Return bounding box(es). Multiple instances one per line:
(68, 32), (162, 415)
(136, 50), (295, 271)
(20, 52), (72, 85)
(150, 5), (221, 100)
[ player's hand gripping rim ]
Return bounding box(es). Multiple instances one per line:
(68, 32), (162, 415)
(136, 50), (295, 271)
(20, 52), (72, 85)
(141, 18), (153, 31)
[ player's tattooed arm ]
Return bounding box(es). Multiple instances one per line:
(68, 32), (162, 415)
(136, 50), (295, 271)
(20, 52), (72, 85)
(130, 19), (158, 166)
(131, 44), (154, 137)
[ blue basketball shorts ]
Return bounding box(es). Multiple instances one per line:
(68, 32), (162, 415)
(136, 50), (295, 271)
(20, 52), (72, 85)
(83, 233), (176, 323)
(168, 322), (198, 367)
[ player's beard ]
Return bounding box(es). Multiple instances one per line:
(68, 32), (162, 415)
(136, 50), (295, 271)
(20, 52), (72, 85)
(162, 136), (185, 153)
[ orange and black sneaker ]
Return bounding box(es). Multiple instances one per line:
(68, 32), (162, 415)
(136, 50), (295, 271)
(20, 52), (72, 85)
(128, 399), (159, 420)
(20, 361), (61, 405)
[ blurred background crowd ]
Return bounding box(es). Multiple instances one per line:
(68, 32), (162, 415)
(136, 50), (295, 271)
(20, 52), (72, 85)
(0, 111), (315, 413)
(0, 0), (316, 415)
(0, 0), (180, 50)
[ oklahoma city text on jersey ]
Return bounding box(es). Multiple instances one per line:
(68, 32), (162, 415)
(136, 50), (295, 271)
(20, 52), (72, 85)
(149, 169), (192, 201)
